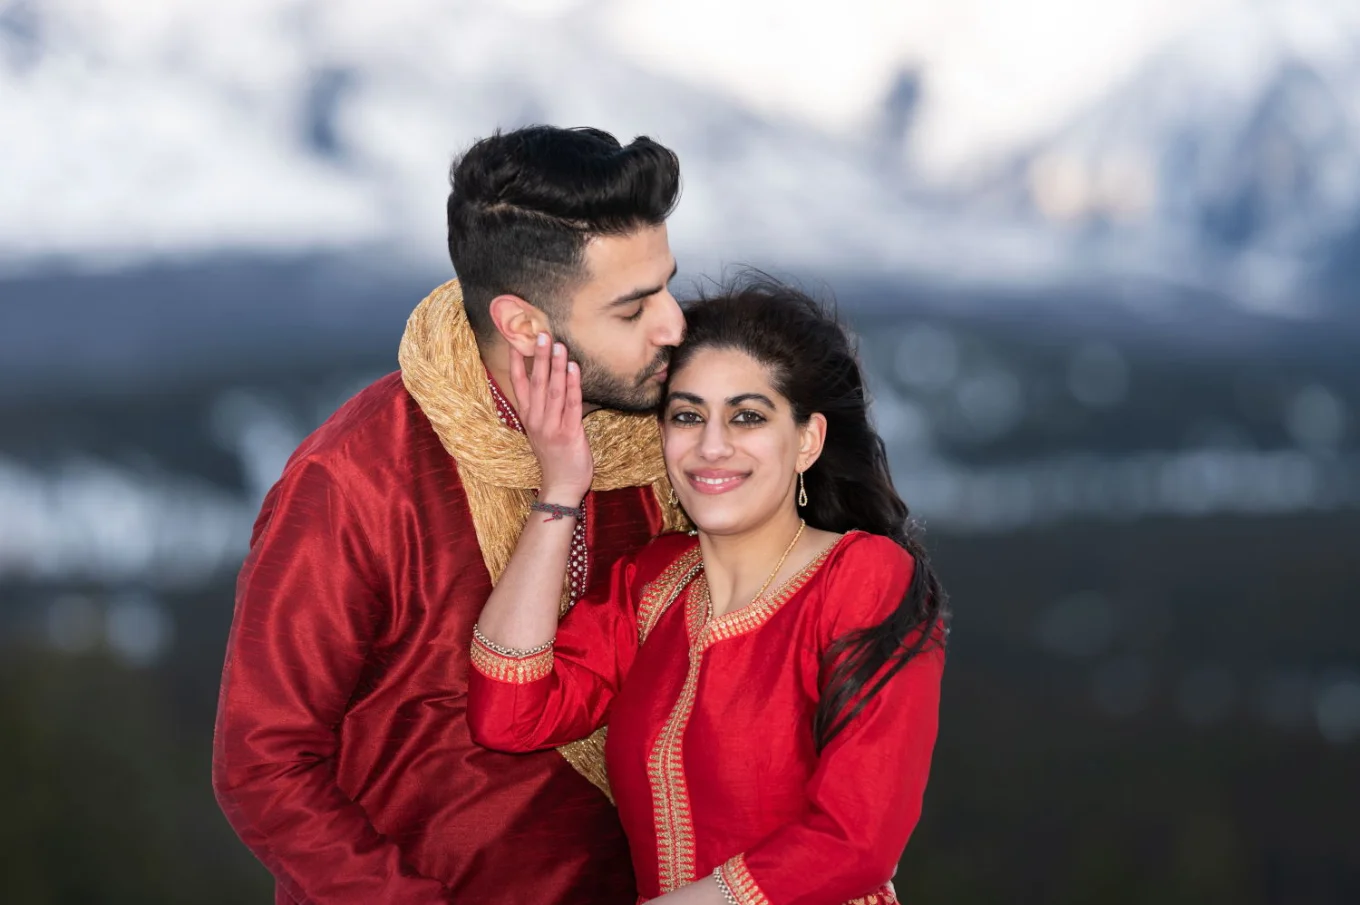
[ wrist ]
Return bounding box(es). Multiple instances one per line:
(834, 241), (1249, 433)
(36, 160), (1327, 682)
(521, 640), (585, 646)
(537, 486), (587, 507)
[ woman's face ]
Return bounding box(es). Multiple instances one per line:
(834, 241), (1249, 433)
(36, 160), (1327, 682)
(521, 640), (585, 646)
(661, 346), (823, 537)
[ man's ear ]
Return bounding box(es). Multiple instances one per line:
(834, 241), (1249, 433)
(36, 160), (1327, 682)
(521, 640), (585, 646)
(488, 294), (550, 356)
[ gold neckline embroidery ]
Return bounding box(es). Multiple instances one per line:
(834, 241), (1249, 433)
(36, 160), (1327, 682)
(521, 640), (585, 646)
(698, 531), (852, 647)
(636, 544), (704, 646)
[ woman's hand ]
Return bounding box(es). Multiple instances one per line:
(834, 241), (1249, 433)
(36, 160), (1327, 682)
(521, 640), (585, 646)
(510, 333), (593, 502)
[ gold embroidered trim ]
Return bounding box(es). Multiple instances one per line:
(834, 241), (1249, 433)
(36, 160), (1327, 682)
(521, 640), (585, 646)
(398, 280), (690, 799)
(637, 544), (703, 645)
(647, 571), (706, 892)
(470, 637), (554, 684)
(701, 536), (845, 648)
(848, 889), (899, 905)
(718, 855), (771, 905)
(719, 854), (897, 905)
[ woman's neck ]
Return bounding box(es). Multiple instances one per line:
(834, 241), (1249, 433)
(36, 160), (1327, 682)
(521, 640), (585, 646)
(697, 510), (807, 619)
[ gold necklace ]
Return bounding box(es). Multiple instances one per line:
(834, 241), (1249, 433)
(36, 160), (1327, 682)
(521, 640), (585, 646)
(707, 519), (806, 620)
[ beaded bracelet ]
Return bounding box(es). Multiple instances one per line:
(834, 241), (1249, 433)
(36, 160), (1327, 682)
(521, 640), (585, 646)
(530, 500), (584, 522)
(713, 867), (740, 905)
(472, 624), (554, 658)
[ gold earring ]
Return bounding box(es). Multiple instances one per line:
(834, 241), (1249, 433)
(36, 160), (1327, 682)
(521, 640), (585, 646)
(797, 472), (808, 508)
(668, 484), (678, 507)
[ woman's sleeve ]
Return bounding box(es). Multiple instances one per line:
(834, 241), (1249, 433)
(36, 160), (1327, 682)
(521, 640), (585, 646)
(466, 549), (644, 753)
(715, 536), (945, 905)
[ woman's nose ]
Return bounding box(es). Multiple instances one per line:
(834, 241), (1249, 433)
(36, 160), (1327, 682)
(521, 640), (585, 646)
(698, 420), (733, 460)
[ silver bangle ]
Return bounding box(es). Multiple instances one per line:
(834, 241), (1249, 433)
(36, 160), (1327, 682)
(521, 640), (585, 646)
(713, 867), (739, 905)
(472, 624), (554, 658)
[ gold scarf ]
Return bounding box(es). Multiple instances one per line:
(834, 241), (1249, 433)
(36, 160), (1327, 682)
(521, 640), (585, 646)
(399, 279), (687, 801)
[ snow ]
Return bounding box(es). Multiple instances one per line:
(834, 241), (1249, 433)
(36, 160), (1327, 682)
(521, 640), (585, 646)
(2, 0), (1357, 312)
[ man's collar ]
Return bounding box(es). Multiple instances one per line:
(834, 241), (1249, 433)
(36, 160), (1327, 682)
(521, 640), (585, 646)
(484, 367), (524, 434)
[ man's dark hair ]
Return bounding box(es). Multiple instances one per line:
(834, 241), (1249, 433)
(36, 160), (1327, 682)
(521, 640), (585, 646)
(447, 125), (681, 341)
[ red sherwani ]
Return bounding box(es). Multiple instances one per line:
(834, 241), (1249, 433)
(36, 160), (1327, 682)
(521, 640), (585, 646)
(468, 531), (944, 905)
(213, 372), (659, 904)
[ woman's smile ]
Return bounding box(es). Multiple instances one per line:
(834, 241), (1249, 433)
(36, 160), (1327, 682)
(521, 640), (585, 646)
(686, 469), (750, 495)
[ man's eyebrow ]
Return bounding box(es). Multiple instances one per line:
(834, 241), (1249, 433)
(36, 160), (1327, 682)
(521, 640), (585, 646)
(605, 261), (679, 309)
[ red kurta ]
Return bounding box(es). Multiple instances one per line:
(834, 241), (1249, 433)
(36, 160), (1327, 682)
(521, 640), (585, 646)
(468, 531), (944, 905)
(213, 372), (661, 905)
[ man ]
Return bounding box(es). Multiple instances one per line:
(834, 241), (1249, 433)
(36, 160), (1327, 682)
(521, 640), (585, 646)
(213, 125), (688, 905)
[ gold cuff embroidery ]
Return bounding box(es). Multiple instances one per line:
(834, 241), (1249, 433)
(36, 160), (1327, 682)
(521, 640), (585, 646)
(470, 636), (554, 684)
(718, 855), (772, 905)
(848, 893), (898, 905)
(718, 851), (898, 904)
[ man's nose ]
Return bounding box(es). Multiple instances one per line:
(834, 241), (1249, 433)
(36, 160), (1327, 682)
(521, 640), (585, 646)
(652, 291), (685, 348)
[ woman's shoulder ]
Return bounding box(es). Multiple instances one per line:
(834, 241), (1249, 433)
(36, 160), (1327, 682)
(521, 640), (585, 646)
(631, 530), (702, 582)
(810, 531), (916, 631)
(643, 529), (701, 558)
(827, 530), (914, 574)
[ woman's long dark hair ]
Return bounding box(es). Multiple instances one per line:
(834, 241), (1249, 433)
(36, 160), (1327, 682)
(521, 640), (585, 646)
(670, 274), (950, 752)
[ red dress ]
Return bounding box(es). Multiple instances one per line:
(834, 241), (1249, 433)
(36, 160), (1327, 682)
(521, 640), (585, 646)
(212, 372), (659, 905)
(468, 530), (944, 905)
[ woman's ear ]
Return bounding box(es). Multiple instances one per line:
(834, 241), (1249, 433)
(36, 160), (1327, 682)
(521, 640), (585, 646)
(797, 413), (827, 473)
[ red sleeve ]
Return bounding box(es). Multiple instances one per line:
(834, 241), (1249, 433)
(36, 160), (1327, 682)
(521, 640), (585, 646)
(466, 548), (643, 753)
(717, 535), (944, 905)
(211, 458), (450, 905)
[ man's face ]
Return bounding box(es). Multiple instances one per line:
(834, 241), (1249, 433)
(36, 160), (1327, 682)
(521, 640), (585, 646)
(552, 224), (684, 413)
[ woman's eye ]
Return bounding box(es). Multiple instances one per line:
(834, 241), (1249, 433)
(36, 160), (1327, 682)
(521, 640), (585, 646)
(669, 410), (702, 425)
(733, 410), (766, 425)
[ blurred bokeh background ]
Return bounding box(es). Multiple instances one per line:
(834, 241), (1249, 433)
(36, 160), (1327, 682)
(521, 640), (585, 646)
(2, 0), (1358, 902)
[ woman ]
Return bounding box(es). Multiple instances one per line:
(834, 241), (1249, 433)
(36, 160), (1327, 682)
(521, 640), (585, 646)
(467, 278), (949, 904)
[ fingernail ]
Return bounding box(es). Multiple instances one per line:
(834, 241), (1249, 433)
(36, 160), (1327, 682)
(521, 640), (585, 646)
(568, 362), (578, 374)
(537, 333), (549, 347)
(553, 343), (564, 357)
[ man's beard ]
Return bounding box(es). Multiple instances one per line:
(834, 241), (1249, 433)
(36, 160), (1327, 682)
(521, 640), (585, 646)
(558, 332), (671, 414)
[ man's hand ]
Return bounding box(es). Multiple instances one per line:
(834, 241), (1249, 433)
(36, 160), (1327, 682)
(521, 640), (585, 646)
(510, 333), (593, 503)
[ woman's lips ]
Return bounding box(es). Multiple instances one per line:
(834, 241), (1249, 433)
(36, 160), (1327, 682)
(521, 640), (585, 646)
(686, 471), (749, 495)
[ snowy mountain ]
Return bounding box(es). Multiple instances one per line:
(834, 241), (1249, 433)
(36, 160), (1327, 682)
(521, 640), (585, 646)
(2, 0), (1359, 314)
(985, 0), (1360, 313)
(0, 0), (944, 278)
